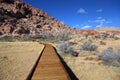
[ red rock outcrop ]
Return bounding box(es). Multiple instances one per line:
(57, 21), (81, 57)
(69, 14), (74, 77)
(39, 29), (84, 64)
(79, 29), (88, 34)
(79, 30), (99, 35)
(0, 0), (72, 36)
(87, 30), (99, 35)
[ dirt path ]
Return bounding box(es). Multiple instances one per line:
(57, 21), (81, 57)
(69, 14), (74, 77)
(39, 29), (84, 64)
(31, 44), (70, 80)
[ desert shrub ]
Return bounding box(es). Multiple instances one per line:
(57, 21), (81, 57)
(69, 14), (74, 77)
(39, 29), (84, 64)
(114, 36), (119, 40)
(101, 33), (108, 40)
(67, 46), (78, 57)
(81, 41), (98, 51)
(99, 48), (120, 67)
(13, 35), (32, 41)
(0, 34), (33, 42)
(29, 34), (42, 39)
(88, 38), (93, 43)
(100, 40), (106, 45)
(30, 29), (70, 42)
(40, 32), (54, 41)
(58, 42), (71, 53)
(83, 33), (88, 39)
(54, 29), (70, 41)
(0, 35), (13, 41)
(30, 32), (55, 42)
(58, 42), (78, 57)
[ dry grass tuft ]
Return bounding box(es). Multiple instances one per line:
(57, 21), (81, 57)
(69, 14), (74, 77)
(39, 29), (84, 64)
(63, 56), (120, 80)
(0, 42), (44, 80)
(85, 56), (94, 60)
(96, 60), (103, 65)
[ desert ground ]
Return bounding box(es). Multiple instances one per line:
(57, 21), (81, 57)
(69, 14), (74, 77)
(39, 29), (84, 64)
(0, 42), (44, 80)
(61, 56), (120, 80)
(57, 37), (120, 80)
(0, 0), (120, 80)
(0, 35), (120, 80)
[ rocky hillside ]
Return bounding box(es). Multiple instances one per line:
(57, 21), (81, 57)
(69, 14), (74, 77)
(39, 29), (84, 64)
(0, 0), (71, 36)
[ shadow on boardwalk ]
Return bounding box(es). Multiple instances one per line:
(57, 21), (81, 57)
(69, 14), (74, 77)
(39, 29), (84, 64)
(53, 47), (79, 80)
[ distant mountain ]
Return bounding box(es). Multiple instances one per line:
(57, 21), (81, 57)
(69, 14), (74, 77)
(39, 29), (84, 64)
(0, 0), (72, 36)
(95, 26), (120, 32)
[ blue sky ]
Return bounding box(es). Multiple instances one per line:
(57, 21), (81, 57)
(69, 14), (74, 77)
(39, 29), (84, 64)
(24, 0), (120, 30)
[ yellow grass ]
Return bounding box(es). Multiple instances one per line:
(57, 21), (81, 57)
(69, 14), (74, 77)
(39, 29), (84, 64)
(95, 39), (120, 52)
(63, 56), (120, 80)
(0, 42), (44, 80)
(58, 38), (120, 80)
(69, 37), (120, 53)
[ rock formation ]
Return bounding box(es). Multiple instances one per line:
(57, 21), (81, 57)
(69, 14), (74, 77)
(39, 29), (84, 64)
(0, 0), (71, 36)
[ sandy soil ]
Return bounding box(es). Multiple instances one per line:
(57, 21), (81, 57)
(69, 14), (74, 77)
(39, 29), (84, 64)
(58, 37), (120, 80)
(0, 42), (44, 80)
(69, 37), (120, 53)
(59, 55), (120, 80)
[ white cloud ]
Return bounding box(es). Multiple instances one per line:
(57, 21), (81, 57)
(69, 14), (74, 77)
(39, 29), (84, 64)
(88, 17), (112, 25)
(88, 17), (112, 29)
(96, 8), (103, 12)
(95, 19), (105, 23)
(77, 8), (87, 14)
(88, 19), (105, 24)
(106, 21), (112, 23)
(81, 25), (91, 29)
(96, 24), (103, 28)
(97, 17), (102, 19)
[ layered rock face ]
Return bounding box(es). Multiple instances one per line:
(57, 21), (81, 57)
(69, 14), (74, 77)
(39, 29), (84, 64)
(0, 0), (70, 36)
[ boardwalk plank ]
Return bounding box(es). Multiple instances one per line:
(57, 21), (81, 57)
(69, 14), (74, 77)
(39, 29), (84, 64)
(31, 44), (70, 80)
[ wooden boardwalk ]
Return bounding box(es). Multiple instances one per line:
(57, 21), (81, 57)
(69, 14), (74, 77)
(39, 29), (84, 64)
(31, 44), (71, 80)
